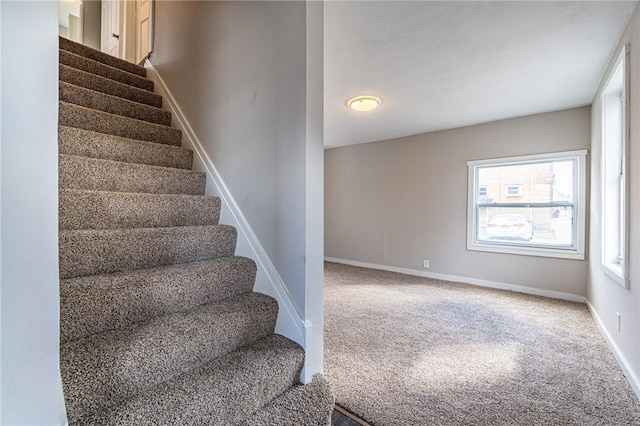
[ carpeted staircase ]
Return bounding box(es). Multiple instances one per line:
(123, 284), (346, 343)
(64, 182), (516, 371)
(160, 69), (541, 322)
(57, 36), (333, 425)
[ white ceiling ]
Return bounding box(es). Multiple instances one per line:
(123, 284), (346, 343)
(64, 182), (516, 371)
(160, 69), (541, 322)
(324, 1), (638, 148)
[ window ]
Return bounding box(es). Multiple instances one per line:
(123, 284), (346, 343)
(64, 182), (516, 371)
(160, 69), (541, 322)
(601, 45), (629, 288)
(467, 150), (587, 259)
(478, 186), (488, 196)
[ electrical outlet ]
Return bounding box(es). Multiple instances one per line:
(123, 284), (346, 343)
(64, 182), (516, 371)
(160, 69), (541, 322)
(423, 260), (430, 269)
(617, 312), (621, 332)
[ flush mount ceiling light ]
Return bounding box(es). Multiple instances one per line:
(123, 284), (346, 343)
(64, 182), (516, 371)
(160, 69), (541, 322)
(347, 96), (381, 112)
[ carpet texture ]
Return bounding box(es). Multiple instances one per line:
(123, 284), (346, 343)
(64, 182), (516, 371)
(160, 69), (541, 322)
(324, 262), (640, 426)
(58, 36), (332, 424)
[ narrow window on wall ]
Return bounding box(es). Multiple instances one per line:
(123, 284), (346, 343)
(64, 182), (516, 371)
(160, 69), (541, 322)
(601, 45), (629, 289)
(467, 150), (587, 260)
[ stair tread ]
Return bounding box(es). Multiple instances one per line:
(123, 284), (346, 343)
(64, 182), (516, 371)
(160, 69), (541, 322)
(59, 49), (154, 91)
(59, 154), (206, 196)
(60, 256), (257, 342)
(59, 101), (181, 146)
(60, 64), (162, 108)
(59, 224), (237, 279)
(59, 36), (146, 77)
(61, 292), (279, 422)
(76, 334), (304, 425)
(59, 81), (171, 126)
(58, 126), (193, 169)
(59, 188), (221, 230)
(241, 374), (334, 426)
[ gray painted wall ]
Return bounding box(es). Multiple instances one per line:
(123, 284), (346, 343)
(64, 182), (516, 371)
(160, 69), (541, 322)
(82, 0), (101, 50)
(1, 1), (67, 424)
(589, 4), (640, 391)
(325, 107), (590, 297)
(150, 0), (313, 316)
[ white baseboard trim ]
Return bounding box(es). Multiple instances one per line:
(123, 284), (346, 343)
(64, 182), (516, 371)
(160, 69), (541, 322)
(586, 301), (640, 401)
(145, 61), (306, 348)
(325, 257), (586, 303)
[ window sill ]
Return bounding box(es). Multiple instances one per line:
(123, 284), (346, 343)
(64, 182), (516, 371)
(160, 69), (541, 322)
(468, 242), (585, 260)
(602, 262), (628, 289)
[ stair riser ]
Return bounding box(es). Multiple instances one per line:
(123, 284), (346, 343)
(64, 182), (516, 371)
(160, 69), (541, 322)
(60, 49), (154, 91)
(59, 225), (237, 279)
(60, 64), (162, 108)
(59, 102), (181, 146)
(60, 36), (146, 77)
(59, 82), (171, 126)
(77, 335), (304, 425)
(59, 155), (206, 196)
(58, 126), (193, 170)
(60, 189), (221, 230)
(243, 375), (334, 426)
(62, 294), (278, 422)
(61, 257), (257, 342)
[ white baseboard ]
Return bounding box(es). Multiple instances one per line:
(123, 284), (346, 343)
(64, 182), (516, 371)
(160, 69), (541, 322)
(144, 61), (306, 348)
(587, 301), (640, 401)
(324, 257), (586, 303)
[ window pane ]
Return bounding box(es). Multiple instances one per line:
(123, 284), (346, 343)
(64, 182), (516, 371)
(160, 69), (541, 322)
(477, 160), (574, 204)
(477, 206), (573, 247)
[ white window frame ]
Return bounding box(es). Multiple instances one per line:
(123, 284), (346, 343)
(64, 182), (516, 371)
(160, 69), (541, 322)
(467, 150), (588, 260)
(601, 45), (630, 289)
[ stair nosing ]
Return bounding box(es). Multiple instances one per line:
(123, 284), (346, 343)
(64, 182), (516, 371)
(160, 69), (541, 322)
(58, 125), (190, 153)
(58, 100), (181, 147)
(59, 81), (170, 126)
(59, 187), (218, 201)
(59, 49), (154, 91)
(59, 63), (162, 108)
(71, 334), (303, 425)
(59, 36), (146, 77)
(59, 81), (165, 114)
(61, 293), (279, 421)
(59, 153), (204, 176)
(63, 290), (270, 346)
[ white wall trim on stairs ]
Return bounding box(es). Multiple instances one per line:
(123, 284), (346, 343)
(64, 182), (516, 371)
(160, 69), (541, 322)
(586, 301), (640, 401)
(325, 257), (587, 303)
(144, 61), (307, 349)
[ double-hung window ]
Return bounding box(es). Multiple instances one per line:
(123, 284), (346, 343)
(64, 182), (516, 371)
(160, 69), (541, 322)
(467, 150), (587, 259)
(601, 45), (629, 288)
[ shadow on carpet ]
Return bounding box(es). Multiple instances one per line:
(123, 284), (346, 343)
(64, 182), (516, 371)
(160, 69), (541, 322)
(324, 262), (640, 426)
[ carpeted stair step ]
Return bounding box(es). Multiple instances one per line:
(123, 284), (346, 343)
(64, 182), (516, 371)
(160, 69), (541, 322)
(59, 102), (181, 145)
(59, 224), (237, 279)
(59, 189), (221, 230)
(60, 64), (162, 108)
(242, 374), (334, 426)
(60, 49), (154, 91)
(59, 36), (146, 77)
(59, 155), (205, 195)
(76, 334), (305, 425)
(59, 126), (193, 169)
(61, 292), (279, 423)
(60, 256), (257, 343)
(59, 82), (171, 126)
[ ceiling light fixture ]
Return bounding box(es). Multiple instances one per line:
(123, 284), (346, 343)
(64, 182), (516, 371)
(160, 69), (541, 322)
(348, 96), (381, 112)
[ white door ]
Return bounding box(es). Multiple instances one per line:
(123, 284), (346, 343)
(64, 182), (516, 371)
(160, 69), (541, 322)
(101, 0), (120, 57)
(136, 0), (151, 63)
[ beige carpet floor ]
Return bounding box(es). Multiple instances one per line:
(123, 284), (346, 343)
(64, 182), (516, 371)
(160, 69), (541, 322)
(324, 262), (640, 426)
